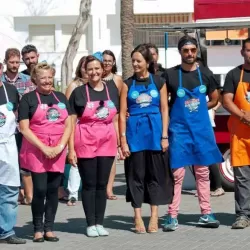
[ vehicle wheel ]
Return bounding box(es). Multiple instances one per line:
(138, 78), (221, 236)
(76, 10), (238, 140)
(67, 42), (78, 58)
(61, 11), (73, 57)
(218, 149), (234, 191)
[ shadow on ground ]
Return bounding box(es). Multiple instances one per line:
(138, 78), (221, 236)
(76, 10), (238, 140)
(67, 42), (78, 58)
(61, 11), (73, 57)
(14, 212), (235, 239)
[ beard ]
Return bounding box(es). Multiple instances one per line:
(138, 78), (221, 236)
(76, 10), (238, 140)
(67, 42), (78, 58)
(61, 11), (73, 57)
(182, 56), (196, 65)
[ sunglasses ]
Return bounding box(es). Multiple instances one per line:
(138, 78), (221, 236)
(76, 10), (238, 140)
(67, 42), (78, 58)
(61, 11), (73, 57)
(182, 48), (197, 54)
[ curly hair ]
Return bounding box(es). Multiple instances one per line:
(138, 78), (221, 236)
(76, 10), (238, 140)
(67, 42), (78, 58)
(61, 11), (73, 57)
(31, 62), (54, 84)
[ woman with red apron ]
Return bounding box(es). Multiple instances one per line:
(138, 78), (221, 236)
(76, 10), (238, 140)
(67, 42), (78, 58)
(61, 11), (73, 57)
(68, 55), (120, 237)
(18, 62), (72, 243)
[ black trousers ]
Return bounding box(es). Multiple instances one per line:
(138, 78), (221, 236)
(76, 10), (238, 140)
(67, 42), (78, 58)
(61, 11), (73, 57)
(125, 151), (173, 208)
(31, 172), (62, 233)
(234, 166), (250, 218)
(78, 157), (114, 226)
(209, 163), (222, 190)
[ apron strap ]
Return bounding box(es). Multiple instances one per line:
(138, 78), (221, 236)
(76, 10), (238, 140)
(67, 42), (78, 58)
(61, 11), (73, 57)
(240, 68), (244, 83)
(85, 84), (90, 102)
(2, 83), (10, 103)
(35, 91), (42, 104)
(104, 82), (111, 100)
(51, 91), (60, 103)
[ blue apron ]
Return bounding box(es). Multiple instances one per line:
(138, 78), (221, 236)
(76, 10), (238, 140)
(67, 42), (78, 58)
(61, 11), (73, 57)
(168, 67), (223, 169)
(126, 74), (162, 152)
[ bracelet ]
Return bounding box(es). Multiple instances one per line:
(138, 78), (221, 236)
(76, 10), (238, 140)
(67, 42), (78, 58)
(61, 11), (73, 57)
(117, 145), (121, 148)
(161, 136), (169, 140)
(59, 144), (65, 150)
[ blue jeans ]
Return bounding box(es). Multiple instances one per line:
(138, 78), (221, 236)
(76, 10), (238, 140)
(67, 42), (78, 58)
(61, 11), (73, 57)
(0, 184), (19, 239)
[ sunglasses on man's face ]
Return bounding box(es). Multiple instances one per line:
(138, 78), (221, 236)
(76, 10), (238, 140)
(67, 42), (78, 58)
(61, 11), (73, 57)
(182, 48), (197, 54)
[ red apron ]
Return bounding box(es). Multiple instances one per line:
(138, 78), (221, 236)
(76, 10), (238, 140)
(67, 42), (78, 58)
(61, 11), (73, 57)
(74, 84), (117, 158)
(20, 91), (68, 173)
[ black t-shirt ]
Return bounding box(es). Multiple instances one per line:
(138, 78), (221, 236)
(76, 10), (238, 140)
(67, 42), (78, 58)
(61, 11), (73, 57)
(69, 83), (119, 117)
(125, 74), (165, 91)
(162, 65), (219, 107)
(0, 83), (19, 111)
(223, 65), (250, 94)
(18, 90), (72, 121)
(21, 69), (30, 76)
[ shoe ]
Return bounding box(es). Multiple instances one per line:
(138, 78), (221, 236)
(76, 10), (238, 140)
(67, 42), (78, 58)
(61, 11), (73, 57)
(86, 226), (99, 237)
(197, 213), (220, 228)
(96, 225), (109, 236)
(67, 197), (77, 206)
(163, 215), (178, 232)
(0, 235), (26, 244)
(33, 237), (44, 243)
(232, 216), (250, 229)
(147, 217), (158, 233)
(44, 235), (59, 242)
(211, 188), (225, 197)
(134, 218), (146, 234)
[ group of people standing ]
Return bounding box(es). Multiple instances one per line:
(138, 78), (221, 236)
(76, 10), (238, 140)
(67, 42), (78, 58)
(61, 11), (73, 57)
(1, 35), (250, 245)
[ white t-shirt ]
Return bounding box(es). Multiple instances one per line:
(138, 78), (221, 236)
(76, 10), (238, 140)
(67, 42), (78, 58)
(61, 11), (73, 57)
(206, 96), (216, 128)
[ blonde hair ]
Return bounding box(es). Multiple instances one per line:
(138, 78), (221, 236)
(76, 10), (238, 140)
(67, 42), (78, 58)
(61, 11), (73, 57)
(31, 62), (54, 84)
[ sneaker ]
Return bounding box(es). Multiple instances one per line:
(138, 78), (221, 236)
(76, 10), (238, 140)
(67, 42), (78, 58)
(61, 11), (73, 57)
(95, 225), (109, 236)
(232, 216), (250, 229)
(86, 226), (99, 237)
(0, 235), (26, 244)
(163, 215), (178, 232)
(211, 188), (225, 197)
(197, 213), (220, 228)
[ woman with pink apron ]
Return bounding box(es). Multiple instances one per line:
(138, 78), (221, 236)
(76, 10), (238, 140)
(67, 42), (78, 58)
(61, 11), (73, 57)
(18, 62), (72, 243)
(68, 54), (120, 237)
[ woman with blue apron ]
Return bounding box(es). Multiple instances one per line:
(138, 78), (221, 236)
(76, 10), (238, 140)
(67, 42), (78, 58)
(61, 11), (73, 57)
(163, 35), (223, 232)
(120, 44), (173, 234)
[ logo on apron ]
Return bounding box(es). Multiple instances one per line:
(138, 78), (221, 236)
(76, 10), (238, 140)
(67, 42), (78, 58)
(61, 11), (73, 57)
(0, 112), (6, 127)
(185, 98), (200, 112)
(136, 93), (152, 108)
(46, 108), (60, 121)
(95, 106), (109, 119)
(150, 89), (158, 98)
(40, 104), (48, 110)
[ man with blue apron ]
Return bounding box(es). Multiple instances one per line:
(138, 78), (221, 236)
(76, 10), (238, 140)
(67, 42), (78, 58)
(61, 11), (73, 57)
(162, 36), (223, 231)
(0, 60), (26, 244)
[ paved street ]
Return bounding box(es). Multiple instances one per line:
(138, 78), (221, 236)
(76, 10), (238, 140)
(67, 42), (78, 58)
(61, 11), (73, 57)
(3, 164), (250, 250)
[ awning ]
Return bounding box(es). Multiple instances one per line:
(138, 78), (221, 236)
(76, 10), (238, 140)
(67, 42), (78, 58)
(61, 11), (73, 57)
(194, 0), (250, 20)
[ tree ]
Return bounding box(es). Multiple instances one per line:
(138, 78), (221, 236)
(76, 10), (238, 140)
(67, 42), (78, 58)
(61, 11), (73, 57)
(120, 0), (134, 80)
(61, 0), (92, 92)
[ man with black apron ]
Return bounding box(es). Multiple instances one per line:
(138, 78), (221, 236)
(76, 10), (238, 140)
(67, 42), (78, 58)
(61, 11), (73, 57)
(0, 60), (26, 244)
(162, 36), (223, 231)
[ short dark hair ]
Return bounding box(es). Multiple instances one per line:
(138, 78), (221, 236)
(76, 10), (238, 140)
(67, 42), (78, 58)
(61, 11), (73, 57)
(21, 44), (38, 56)
(147, 43), (159, 55)
(102, 50), (117, 74)
(131, 44), (155, 74)
(178, 35), (198, 51)
(242, 38), (250, 50)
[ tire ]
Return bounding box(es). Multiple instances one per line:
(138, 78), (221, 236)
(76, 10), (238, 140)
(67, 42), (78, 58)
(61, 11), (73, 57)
(218, 149), (234, 191)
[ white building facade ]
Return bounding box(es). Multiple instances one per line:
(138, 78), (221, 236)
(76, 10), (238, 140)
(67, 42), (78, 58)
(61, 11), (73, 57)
(0, 0), (248, 83)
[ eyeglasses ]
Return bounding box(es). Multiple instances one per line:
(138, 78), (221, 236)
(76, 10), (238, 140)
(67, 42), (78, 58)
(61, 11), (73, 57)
(182, 48), (197, 54)
(103, 60), (114, 65)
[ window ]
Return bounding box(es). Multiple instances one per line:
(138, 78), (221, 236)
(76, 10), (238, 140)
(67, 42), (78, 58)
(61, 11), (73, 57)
(29, 25), (55, 52)
(61, 24), (87, 52)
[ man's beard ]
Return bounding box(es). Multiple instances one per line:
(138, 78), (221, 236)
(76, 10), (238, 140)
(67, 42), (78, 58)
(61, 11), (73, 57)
(182, 57), (196, 65)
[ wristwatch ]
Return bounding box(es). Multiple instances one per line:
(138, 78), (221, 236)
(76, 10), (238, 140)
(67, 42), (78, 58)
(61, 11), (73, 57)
(121, 132), (126, 137)
(161, 136), (169, 140)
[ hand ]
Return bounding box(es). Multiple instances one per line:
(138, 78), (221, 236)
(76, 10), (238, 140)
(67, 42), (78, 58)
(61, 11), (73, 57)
(41, 146), (57, 159)
(68, 150), (77, 167)
(121, 143), (130, 158)
(241, 110), (250, 125)
(117, 146), (125, 160)
(126, 112), (130, 120)
(161, 139), (169, 152)
(52, 145), (64, 157)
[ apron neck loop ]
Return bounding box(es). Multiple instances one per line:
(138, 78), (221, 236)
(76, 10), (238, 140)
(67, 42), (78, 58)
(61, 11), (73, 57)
(36, 91), (59, 105)
(240, 68), (244, 83)
(85, 84), (90, 102)
(179, 65), (203, 87)
(2, 83), (9, 103)
(104, 82), (111, 100)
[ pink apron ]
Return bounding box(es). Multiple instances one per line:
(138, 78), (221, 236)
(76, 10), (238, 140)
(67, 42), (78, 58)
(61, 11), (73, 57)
(74, 83), (117, 158)
(20, 91), (68, 173)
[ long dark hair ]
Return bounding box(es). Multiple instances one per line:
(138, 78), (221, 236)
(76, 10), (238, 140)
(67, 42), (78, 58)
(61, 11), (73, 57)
(74, 56), (87, 80)
(102, 50), (117, 74)
(131, 44), (155, 74)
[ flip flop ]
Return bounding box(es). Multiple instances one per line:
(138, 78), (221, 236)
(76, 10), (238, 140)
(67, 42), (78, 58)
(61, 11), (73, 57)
(107, 195), (118, 200)
(67, 197), (77, 206)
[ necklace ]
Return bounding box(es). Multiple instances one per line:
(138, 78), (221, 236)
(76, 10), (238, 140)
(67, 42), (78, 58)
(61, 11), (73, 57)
(103, 73), (114, 81)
